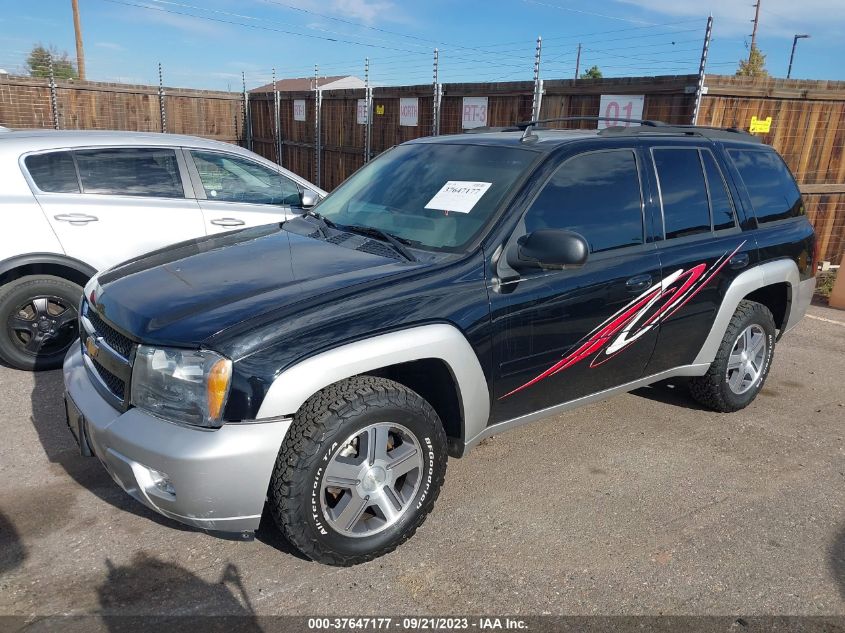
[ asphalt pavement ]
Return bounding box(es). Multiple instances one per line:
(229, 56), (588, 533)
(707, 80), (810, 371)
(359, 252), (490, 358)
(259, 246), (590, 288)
(0, 305), (843, 623)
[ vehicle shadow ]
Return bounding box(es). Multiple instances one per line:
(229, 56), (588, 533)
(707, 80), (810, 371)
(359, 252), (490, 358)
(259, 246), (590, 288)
(830, 522), (845, 602)
(0, 508), (27, 576)
(629, 378), (711, 412)
(29, 368), (192, 532)
(98, 552), (264, 630)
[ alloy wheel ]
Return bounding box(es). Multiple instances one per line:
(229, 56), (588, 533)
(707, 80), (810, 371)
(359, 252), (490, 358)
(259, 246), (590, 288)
(319, 422), (424, 538)
(6, 295), (78, 357)
(725, 324), (767, 395)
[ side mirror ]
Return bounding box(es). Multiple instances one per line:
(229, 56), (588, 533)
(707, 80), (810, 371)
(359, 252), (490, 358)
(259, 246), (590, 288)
(506, 229), (589, 272)
(299, 188), (320, 209)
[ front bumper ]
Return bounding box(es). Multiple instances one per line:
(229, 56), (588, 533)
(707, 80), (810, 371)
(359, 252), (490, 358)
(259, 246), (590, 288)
(63, 344), (291, 533)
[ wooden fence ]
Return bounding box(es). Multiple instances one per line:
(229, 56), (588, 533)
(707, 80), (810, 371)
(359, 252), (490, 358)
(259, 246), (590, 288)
(0, 75), (244, 143)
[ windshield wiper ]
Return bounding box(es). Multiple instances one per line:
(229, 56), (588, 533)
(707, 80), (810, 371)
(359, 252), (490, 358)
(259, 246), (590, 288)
(300, 209), (336, 237)
(341, 224), (418, 262)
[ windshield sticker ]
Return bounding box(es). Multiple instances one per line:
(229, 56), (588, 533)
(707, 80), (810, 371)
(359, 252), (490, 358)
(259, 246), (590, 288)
(424, 181), (493, 214)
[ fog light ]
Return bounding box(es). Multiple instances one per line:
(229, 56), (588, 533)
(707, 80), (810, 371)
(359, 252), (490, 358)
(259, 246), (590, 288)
(148, 468), (175, 496)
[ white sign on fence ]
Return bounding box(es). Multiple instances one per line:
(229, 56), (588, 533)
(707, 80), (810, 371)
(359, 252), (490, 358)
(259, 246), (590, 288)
(462, 97), (488, 129)
(357, 99), (368, 125)
(597, 95), (644, 129)
(399, 98), (419, 127)
(293, 100), (306, 122)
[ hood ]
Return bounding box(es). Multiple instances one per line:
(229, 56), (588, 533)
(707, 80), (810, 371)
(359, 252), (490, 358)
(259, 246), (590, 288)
(90, 222), (423, 347)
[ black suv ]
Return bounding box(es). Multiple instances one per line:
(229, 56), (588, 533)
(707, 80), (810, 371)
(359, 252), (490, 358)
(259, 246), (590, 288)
(63, 121), (816, 565)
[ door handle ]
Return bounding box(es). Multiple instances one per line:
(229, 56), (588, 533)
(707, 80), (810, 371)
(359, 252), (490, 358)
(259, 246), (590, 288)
(729, 253), (750, 270)
(625, 274), (653, 292)
(54, 213), (98, 225)
(210, 218), (246, 227)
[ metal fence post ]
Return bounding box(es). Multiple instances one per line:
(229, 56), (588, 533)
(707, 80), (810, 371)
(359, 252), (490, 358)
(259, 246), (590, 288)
(48, 54), (59, 130)
(272, 68), (282, 165)
(432, 48), (441, 136)
(531, 36), (543, 121)
(242, 72), (252, 150)
(158, 62), (167, 133)
(364, 58), (372, 163)
(314, 65), (322, 187)
(692, 15), (713, 125)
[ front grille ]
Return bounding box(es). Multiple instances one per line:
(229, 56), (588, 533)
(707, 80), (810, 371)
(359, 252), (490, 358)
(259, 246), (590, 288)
(86, 309), (133, 357)
(80, 300), (134, 408)
(91, 357), (126, 399)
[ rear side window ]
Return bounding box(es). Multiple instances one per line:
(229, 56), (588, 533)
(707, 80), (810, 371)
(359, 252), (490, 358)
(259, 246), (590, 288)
(728, 148), (803, 224)
(652, 148), (711, 239)
(701, 151), (736, 231)
(73, 148), (184, 198)
(523, 149), (643, 253)
(24, 151), (79, 193)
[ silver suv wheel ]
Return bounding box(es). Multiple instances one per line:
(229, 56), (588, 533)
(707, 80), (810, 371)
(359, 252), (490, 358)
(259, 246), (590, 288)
(320, 422), (423, 538)
(725, 324), (767, 395)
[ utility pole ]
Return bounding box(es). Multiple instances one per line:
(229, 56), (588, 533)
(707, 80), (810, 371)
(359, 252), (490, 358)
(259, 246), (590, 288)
(787, 34), (810, 79)
(574, 43), (582, 79)
(71, 0), (86, 80)
(749, 0), (761, 52)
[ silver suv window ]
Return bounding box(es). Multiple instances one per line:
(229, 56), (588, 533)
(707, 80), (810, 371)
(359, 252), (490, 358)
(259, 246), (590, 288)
(24, 151), (80, 193)
(74, 148), (184, 198)
(189, 150), (300, 205)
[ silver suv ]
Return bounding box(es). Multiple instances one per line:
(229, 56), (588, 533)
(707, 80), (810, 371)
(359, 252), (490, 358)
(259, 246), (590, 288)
(0, 130), (323, 370)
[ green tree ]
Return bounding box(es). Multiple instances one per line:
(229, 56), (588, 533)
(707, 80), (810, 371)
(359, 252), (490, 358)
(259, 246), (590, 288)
(736, 46), (768, 77)
(26, 44), (78, 80)
(580, 65), (603, 79)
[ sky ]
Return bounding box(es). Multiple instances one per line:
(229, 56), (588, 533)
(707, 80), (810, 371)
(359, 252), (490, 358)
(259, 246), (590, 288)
(0, 0), (843, 91)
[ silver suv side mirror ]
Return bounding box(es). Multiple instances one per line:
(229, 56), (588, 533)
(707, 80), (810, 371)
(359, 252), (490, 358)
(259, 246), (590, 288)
(300, 188), (320, 209)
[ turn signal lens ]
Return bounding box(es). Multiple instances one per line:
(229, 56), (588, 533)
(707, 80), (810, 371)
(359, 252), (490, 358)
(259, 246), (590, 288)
(207, 357), (233, 421)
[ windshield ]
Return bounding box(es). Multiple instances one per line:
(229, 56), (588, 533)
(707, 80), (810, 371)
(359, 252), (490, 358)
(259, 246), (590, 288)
(314, 143), (538, 251)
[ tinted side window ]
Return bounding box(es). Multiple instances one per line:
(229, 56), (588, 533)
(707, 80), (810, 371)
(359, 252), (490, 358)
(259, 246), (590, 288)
(24, 152), (79, 193)
(701, 151), (736, 231)
(523, 149), (643, 253)
(728, 148), (803, 224)
(190, 151), (301, 206)
(74, 148), (184, 198)
(653, 148), (711, 239)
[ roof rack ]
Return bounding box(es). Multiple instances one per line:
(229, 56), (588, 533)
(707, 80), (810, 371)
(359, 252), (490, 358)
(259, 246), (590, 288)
(514, 116), (761, 144)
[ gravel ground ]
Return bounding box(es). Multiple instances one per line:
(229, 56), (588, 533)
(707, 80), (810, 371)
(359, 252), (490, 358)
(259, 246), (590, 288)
(0, 305), (843, 624)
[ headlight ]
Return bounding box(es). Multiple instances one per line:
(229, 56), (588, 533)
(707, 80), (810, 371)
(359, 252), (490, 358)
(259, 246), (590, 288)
(131, 346), (232, 428)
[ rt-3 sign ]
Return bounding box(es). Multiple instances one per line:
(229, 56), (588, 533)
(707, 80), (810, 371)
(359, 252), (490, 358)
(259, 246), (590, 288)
(462, 97), (488, 129)
(597, 95), (644, 129)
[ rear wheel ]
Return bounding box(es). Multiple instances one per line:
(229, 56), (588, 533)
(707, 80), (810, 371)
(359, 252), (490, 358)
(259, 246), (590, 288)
(269, 376), (448, 566)
(0, 275), (82, 371)
(689, 300), (776, 412)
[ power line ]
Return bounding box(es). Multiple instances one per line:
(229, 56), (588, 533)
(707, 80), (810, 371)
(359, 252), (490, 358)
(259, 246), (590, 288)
(519, 0), (655, 25)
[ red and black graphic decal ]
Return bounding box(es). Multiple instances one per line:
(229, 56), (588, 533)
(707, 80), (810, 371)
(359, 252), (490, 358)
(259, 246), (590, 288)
(501, 242), (746, 399)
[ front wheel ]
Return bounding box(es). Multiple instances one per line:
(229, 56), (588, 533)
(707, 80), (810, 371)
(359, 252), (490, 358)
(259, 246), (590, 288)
(689, 299), (776, 412)
(0, 275), (82, 371)
(269, 376), (448, 566)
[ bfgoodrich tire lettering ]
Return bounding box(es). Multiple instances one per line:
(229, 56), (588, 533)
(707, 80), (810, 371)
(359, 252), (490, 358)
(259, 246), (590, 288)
(689, 299), (776, 412)
(269, 375), (448, 566)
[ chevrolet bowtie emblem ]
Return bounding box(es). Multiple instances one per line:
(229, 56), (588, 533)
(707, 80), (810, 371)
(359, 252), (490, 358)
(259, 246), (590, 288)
(85, 336), (100, 360)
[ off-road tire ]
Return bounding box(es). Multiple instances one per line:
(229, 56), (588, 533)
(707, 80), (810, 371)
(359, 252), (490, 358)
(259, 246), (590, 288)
(269, 375), (448, 566)
(689, 300), (776, 412)
(0, 275), (83, 371)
